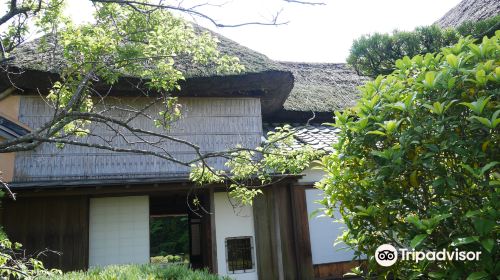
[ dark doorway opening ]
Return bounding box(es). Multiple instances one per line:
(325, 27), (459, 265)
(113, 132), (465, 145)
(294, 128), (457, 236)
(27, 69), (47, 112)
(149, 193), (209, 269)
(150, 214), (189, 263)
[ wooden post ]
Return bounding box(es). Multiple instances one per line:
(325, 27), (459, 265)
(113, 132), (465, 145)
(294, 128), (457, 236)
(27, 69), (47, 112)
(209, 186), (218, 273)
(272, 184), (285, 280)
(290, 186), (314, 279)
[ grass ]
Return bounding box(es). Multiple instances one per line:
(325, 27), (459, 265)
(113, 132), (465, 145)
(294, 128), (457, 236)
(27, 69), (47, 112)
(40, 264), (231, 280)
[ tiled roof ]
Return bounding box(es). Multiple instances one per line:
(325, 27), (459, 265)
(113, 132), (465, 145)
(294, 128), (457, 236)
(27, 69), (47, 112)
(263, 123), (339, 151)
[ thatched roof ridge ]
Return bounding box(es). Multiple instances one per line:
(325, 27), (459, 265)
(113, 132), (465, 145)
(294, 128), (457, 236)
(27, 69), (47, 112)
(6, 29), (368, 121)
(4, 30), (293, 117)
(191, 26), (285, 76)
(436, 0), (500, 28)
(9, 26), (284, 78)
(278, 62), (369, 113)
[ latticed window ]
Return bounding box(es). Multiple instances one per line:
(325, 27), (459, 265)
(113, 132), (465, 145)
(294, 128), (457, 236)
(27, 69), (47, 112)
(225, 237), (254, 273)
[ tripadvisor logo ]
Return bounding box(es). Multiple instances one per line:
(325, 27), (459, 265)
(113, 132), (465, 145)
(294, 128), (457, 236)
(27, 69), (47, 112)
(375, 244), (481, 267)
(375, 244), (398, 266)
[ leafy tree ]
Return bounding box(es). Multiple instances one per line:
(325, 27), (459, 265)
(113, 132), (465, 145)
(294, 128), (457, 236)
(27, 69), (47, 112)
(0, 0), (320, 203)
(318, 33), (499, 278)
(347, 16), (500, 77)
(0, 0), (322, 274)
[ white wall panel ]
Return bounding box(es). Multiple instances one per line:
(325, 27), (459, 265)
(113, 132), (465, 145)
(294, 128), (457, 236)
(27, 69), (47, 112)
(89, 196), (149, 267)
(306, 189), (356, 264)
(298, 166), (326, 184)
(214, 193), (258, 280)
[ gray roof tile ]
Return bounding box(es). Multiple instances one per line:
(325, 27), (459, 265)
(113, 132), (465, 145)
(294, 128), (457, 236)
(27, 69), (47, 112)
(263, 123), (339, 152)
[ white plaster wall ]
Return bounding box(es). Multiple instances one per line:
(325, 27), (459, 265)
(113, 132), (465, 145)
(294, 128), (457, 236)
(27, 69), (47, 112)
(306, 188), (356, 264)
(89, 196), (150, 267)
(298, 166), (326, 184)
(301, 167), (363, 264)
(214, 192), (258, 280)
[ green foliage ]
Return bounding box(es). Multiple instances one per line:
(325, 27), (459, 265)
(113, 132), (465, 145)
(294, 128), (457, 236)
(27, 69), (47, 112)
(190, 125), (323, 205)
(150, 255), (187, 264)
(29, 0), (244, 138)
(0, 238), (62, 279)
(39, 264), (229, 280)
(318, 33), (500, 278)
(347, 16), (500, 77)
(150, 216), (189, 258)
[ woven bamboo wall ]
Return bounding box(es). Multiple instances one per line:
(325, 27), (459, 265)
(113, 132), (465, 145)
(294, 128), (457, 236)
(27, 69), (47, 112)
(13, 96), (262, 182)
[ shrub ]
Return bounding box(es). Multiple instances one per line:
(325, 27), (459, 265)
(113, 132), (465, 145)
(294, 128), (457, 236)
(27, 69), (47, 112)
(150, 254), (187, 264)
(347, 16), (500, 77)
(40, 264), (230, 280)
(0, 238), (61, 279)
(319, 32), (499, 279)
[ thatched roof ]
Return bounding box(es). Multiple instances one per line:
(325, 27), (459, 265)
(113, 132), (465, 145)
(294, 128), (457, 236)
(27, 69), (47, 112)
(3, 30), (293, 117)
(436, 0), (500, 28)
(281, 62), (368, 112)
(4, 27), (368, 120)
(9, 28), (284, 78)
(264, 62), (368, 122)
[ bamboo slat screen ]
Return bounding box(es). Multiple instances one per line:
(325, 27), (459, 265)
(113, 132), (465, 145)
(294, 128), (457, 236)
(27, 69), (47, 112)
(14, 96), (262, 182)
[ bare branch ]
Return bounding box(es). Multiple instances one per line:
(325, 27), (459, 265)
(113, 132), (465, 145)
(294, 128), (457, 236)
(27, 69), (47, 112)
(0, 175), (16, 200)
(283, 0), (325, 5)
(91, 0), (289, 27)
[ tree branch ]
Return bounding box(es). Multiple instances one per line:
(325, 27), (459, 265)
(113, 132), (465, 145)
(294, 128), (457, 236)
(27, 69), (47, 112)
(91, 0), (289, 27)
(283, 0), (325, 5)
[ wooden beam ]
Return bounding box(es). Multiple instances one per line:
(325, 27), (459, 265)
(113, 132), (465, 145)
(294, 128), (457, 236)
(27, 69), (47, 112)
(0, 86), (15, 101)
(11, 183), (199, 198)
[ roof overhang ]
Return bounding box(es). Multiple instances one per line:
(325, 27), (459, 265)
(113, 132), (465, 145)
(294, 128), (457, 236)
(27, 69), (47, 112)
(0, 67), (293, 117)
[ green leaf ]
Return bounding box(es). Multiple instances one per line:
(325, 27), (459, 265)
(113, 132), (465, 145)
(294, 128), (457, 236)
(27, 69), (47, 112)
(460, 163), (480, 178)
(395, 59), (404, 69)
(470, 116), (492, 128)
(407, 215), (427, 230)
(473, 218), (494, 235)
(480, 239), (494, 253)
(460, 96), (491, 115)
(466, 271), (488, 280)
(446, 54), (458, 68)
(451, 236), (479, 246)
(492, 110), (500, 128)
(428, 272), (445, 279)
(410, 234), (427, 249)
(366, 130), (386, 136)
(475, 69), (487, 86)
(424, 71), (437, 89)
(465, 210), (481, 218)
(480, 161), (498, 176)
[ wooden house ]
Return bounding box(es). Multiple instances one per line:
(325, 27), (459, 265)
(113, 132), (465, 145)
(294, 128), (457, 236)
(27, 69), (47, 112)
(0, 30), (367, 280)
